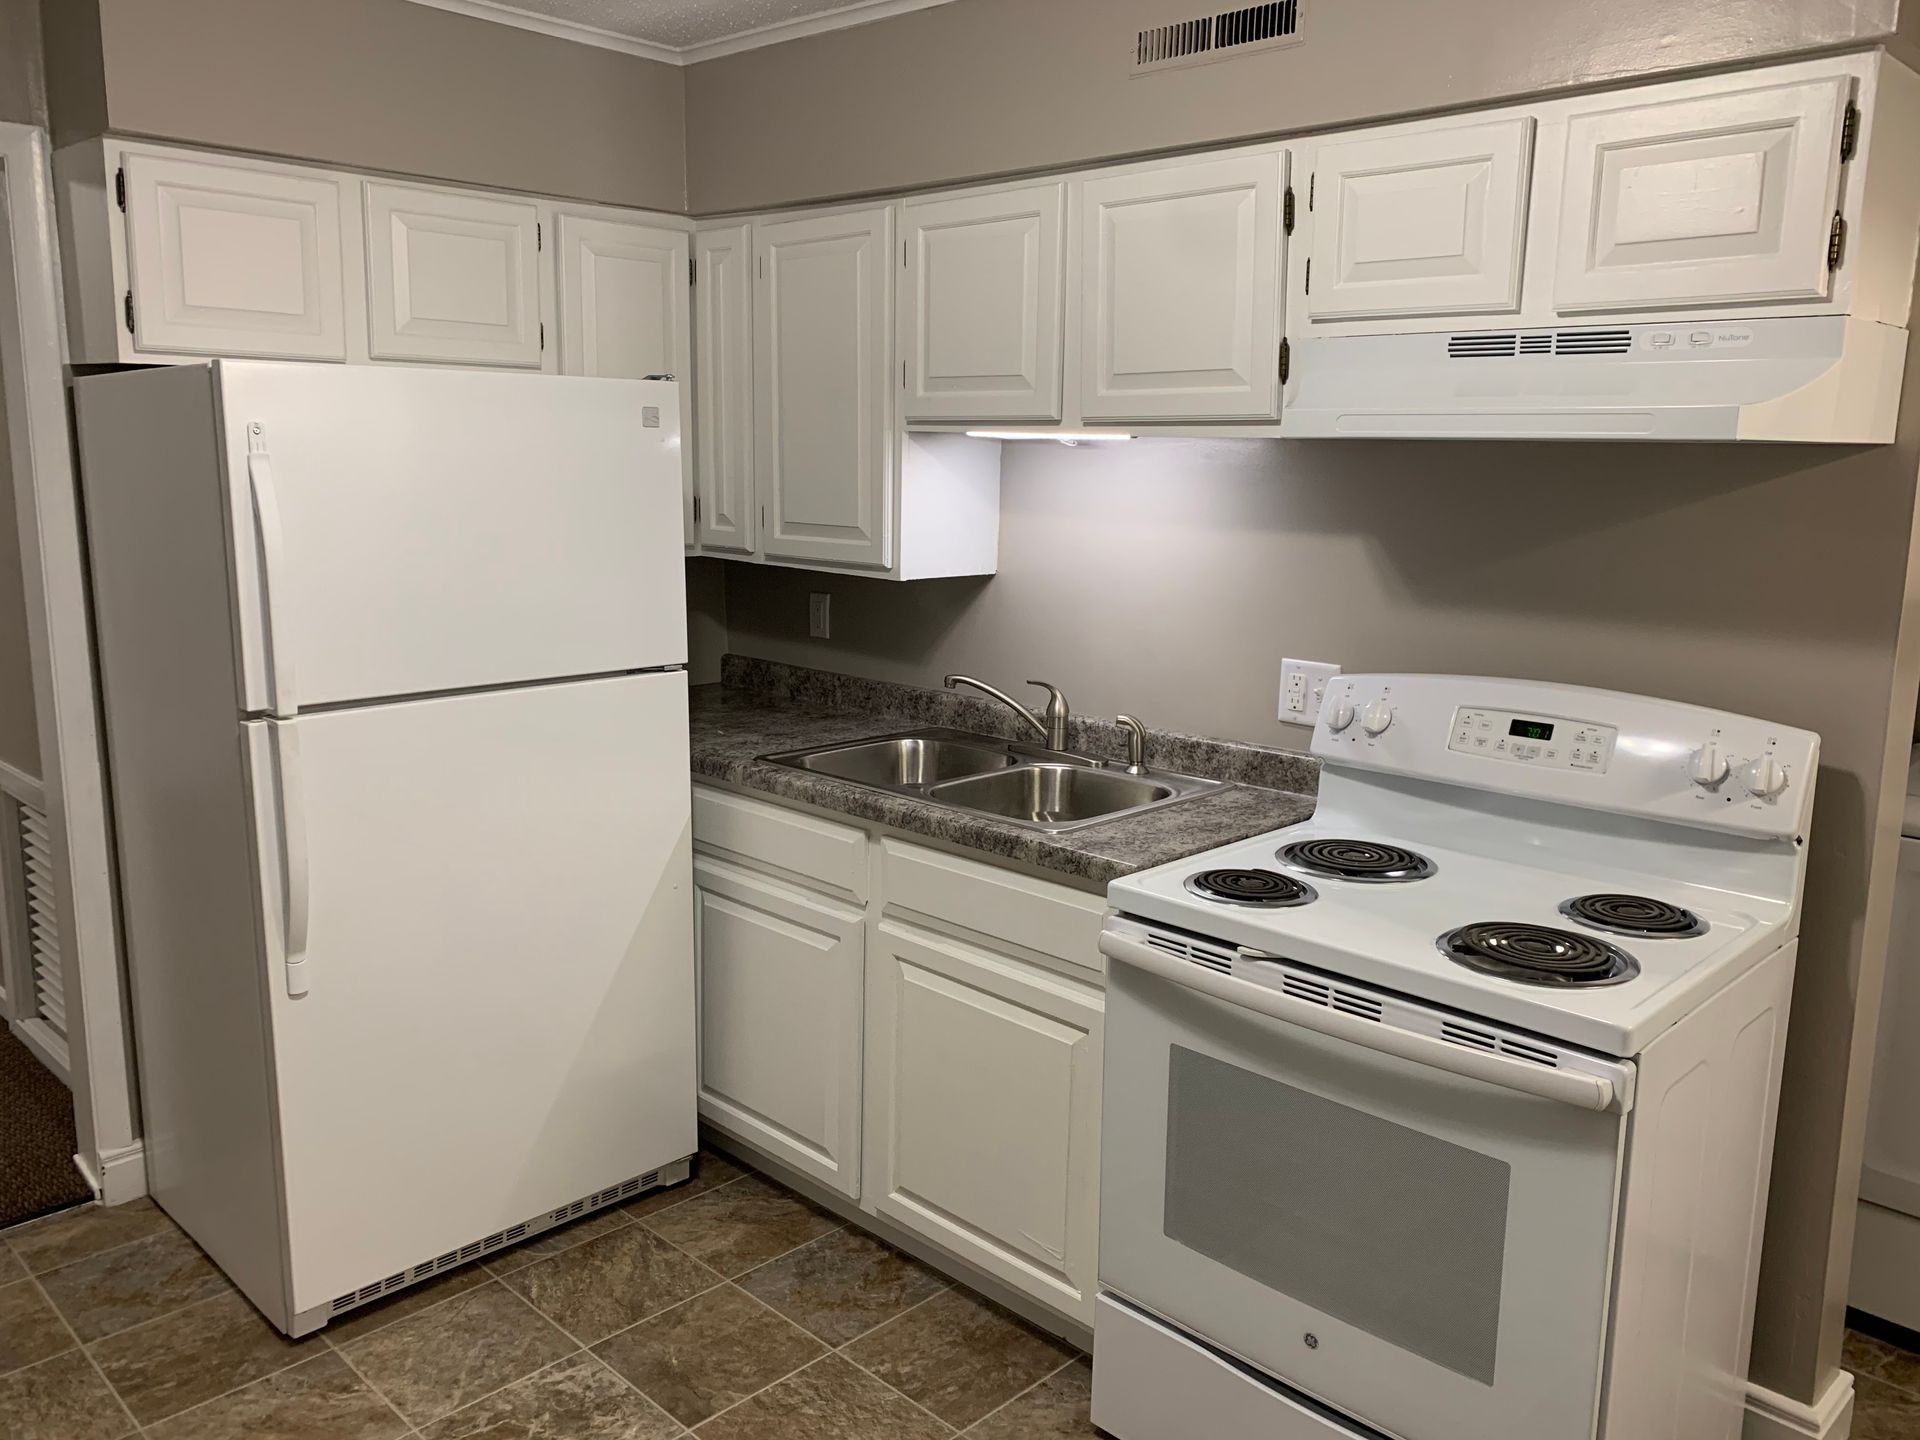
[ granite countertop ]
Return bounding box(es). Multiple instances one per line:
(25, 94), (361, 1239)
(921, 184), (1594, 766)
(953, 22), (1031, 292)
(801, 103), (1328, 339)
(689, 658), (1321, 889)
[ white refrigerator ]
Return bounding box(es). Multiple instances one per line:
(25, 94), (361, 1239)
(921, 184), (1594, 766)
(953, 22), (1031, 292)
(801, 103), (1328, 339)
(73, 361), (697, 1336)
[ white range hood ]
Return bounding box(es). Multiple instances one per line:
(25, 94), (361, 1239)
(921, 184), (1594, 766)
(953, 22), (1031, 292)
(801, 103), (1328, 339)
(1284, 316), (1907, 443)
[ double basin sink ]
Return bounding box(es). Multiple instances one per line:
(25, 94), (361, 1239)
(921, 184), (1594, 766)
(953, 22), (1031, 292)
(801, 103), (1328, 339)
(761, 727), (1221, 833)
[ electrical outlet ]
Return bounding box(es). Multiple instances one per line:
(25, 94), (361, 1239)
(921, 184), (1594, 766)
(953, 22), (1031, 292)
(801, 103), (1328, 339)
(808, 592), (831, 639)
(1280, 659), (1341, 725)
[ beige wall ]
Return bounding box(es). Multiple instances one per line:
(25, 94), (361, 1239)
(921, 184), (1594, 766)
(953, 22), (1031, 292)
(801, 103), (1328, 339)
(685, 558), (728, 686)
(0, 357), (40, 779)
(726, 412), (1920, 1398)
(686, 0), (1904, 212)
(0, 0), (44, 126)
(83, 0), (687, 210)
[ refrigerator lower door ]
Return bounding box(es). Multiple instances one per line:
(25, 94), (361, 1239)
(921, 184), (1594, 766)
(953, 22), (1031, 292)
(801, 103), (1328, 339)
(243, 671), (695, 1323)
(217, 361), (686, 714)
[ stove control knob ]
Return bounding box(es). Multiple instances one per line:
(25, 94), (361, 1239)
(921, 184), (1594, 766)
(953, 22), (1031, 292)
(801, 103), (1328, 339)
(1326, 700), (1357, 733)
(1360, 699), (1394, 736)
(1688, 742), (1730, 789)
(1743, 753), (1789, 799)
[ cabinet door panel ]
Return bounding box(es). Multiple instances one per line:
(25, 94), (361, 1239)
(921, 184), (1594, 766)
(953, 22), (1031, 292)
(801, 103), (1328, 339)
(366, 183), (542, 367)
(1553, 77), (1850, 313)
(866, 920), (1102, 1324)
(696, 858), (863, 1198)
(903, 185), (1064, 422)
(557, 215), (688, 382)
(123, 154), (347, 360)
(1079, 153), (1286, 421)
(755, 209), (892, 569)
(1309, 118), (1534, 321)
(694, 224), (757, 555)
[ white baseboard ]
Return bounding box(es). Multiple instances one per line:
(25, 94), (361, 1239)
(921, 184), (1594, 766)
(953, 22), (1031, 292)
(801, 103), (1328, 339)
(79, 1141), (148, 1206)
(1746, 1369), (1855, 1440)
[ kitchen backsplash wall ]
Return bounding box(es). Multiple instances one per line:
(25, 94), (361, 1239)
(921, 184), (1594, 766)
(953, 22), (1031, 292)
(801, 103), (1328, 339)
(686, 558), (727, 686)
(723, 414), (1920, 1398)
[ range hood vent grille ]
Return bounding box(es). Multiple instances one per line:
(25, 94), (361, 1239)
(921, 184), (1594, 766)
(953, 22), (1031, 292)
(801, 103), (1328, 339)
(1135, 1), (1302, 73)
(1447, 328), (1635, 359)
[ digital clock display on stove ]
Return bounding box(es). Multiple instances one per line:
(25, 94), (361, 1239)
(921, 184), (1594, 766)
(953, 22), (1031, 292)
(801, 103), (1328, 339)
(1509, 719), (1555, 741)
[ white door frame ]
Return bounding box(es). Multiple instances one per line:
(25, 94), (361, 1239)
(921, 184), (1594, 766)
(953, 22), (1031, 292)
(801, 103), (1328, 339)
(0, 122), (145, 1204)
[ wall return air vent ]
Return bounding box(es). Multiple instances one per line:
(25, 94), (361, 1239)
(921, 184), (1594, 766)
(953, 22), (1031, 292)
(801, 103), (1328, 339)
(1134, 1), (1303, 74)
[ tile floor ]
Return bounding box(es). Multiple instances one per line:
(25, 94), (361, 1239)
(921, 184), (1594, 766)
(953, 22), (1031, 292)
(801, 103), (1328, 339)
(0, 1148), (1098, 1438)
(1848, 1328), (1920, 1439)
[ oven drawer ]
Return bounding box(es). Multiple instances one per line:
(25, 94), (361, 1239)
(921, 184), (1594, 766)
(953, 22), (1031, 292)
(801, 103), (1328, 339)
(1092, 1294), (1366, 1440)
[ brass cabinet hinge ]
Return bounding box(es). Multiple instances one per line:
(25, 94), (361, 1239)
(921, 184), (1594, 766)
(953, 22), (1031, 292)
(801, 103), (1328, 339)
(1828, 211), (1847, 271)
(1278, 337), (1291, 386)
(1841, 102), (1860, 163)
(1283, 187), (1295, 235)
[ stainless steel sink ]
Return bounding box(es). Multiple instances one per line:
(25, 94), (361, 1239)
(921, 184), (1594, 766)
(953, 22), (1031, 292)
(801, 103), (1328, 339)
(928, 764), (1177, 827)
(760, 727), (1221, 833)
(782, 734), (1017, 788)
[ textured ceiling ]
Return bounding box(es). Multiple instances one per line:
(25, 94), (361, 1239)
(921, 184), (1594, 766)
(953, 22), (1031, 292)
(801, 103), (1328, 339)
(464, 0), (900, 48)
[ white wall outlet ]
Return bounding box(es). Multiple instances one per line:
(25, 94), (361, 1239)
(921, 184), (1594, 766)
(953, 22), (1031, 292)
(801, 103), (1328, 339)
(808, 592), (832, 639)
(1280, 659), (1341, 725)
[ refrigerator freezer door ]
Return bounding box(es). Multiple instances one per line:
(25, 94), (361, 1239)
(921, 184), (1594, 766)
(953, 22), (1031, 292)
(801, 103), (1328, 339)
(218, 362), (686, 714)
(243, 672), (696, 1317)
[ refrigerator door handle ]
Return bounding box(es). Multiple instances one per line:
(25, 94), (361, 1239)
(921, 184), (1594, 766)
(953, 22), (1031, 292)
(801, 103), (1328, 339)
(246, 424), (298, 720)
(277, 726), (311, 994)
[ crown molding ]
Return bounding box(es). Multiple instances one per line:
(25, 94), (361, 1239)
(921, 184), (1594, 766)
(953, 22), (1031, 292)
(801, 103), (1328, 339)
(401, 0), (960, 66)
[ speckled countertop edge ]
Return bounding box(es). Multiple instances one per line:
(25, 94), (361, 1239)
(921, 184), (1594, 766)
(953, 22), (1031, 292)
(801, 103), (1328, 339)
(689, 658), (1321, 889)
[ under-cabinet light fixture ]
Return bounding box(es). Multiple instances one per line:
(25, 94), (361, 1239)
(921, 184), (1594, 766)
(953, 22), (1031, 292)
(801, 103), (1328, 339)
(964, 431), (1136, 444)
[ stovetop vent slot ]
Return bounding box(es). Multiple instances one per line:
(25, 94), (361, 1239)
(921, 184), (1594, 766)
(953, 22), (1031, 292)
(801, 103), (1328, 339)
(1147, 931), (1234, 974)
(1441, 1020), (1560, 1068)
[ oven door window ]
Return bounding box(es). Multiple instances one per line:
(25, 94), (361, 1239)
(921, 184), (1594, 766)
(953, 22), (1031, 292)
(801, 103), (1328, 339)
(1166, 1045), (1508, 1384)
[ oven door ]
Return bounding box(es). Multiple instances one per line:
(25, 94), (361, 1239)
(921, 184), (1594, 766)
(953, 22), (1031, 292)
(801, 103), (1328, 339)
(1099, 923), (1632, 1440)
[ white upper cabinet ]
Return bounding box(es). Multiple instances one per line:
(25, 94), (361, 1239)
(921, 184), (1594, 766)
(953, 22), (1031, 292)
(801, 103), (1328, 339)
(555, 214), (689, 382)
(1308, 117), (1535, 321)
(365, 183), (543, 367)
(901, 184), (1065, 422)
(693, 224), (757, 556)
(122, 154), (347, 360)
(754, 207), (893, 570)
(1553, 76), (1852, 313)
(1078, 151), (1288, 422)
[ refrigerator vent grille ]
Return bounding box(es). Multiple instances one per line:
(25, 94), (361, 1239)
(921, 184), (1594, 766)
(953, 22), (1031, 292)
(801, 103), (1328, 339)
(328, 1167), (667, 1315)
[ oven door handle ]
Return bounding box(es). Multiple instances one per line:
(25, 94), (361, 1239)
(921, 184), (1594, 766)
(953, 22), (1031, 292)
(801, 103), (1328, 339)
(1100, 930), (1625, 1114)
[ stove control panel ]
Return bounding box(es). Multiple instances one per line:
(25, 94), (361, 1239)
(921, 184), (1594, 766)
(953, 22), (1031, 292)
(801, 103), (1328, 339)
(1448, 708), (1617, 771)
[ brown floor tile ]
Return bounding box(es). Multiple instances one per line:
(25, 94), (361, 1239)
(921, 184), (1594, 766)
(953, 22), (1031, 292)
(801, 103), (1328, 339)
(0, 1349), (135, 1440)
(593, 1284), (825, 1427)
(0, 1249), (26, 1284)
(325, 1263), (491, 1344)
(966, 1355), (1094, 1438)
(738, 1228), (947, 1347)
(419, 1352), (684, 1440)
(1851, 1329), (1920, 1397)
(39, 1227), (229, 1342)
(89, 1289), (324, 1425)
(486, 1207), (635, 1276)
(5, 1200), (172, 1277)
(337, 1281), (575, 1428)
(625, 1151), (748, 1220)
(1855, 1373), (1920, 1440)
(641, 1175), (840, 1278)
(143, 1351), (408, 1440)
(501, 1223), (720, 1345)
(0, 1278), (76, 1375)
(694, 1354), (947, 1440)
(842, 1285), (1075, 1428)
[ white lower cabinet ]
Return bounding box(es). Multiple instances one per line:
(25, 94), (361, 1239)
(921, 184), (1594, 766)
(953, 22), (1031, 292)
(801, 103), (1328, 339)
(864, 919), (1104, 1326)
(690, 785), (1105, 1326)
(693, 854), (864, 1198)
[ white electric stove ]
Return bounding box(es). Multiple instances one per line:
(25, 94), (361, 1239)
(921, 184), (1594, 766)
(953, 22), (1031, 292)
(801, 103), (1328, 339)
(1092, 674), (1818, 1440)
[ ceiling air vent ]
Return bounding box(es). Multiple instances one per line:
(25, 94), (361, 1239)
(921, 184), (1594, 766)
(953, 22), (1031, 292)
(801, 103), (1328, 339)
(1135, 1), (1303, 74)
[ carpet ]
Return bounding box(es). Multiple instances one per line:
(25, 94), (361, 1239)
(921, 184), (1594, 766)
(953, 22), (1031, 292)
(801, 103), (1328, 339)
(0, 1027), (91, 1229)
